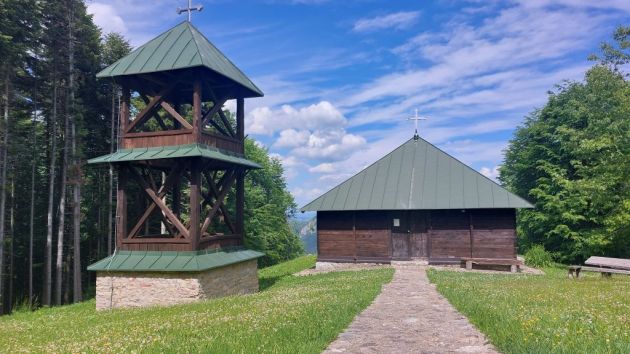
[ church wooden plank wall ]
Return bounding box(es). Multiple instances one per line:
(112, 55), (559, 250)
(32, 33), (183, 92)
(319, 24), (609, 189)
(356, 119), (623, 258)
(316, 209), (516, 263)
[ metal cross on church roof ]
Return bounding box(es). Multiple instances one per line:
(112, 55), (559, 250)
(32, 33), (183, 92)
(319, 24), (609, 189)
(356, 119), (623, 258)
(177, 0), (204, 22)
(408, 109), (428, 140)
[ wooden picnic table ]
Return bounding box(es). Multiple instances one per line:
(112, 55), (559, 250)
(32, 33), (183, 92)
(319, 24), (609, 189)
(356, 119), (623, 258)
(460, 257), (523, 273)
(568, 256), (630, 278)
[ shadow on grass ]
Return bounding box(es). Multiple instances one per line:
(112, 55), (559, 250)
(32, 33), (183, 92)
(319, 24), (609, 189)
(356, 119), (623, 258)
(259, 276), (283, 291)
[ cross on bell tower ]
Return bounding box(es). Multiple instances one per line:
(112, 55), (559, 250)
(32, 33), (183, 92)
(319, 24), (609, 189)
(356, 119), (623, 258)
(408, 109), (428, 140)
(177, 0), (204, 22)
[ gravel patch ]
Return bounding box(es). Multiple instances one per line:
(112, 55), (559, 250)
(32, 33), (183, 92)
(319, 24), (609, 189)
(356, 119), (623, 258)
(295, 262), (390, 276)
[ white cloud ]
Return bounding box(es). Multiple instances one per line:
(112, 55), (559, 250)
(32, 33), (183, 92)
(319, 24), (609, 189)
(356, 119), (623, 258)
(248, 101), (345, 135)
(309, 163), (335, 173)
(440, 140), (507, 166)
(269, 153), (305, 181)
(516, 0), (630, 12)
(480, 166), (501, 181)
(87, 3), (127, 35)
(353, 11), (421, 32)
(86, 0), (182, 46)
(291, 129), (366, 162)
(274, 129), (311, 148)
(338, 2), (619, 129)
(291, 187), (324, 202)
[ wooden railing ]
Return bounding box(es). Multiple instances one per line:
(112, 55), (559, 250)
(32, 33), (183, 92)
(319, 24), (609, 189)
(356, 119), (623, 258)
(122, 129), (243, 155)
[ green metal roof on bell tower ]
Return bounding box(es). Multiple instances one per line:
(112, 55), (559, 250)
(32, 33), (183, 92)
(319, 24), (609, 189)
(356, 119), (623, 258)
(97, 21), (263, 98)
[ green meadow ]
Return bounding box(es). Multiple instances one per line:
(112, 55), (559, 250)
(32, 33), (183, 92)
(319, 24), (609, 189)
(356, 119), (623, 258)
(0, 256), (393, 353)
(428, 267), (630, 354)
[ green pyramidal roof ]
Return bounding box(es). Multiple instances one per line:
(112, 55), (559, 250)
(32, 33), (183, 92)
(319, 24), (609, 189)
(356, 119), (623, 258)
(301, 137), (534, 211)
(97, 21), (263, 97)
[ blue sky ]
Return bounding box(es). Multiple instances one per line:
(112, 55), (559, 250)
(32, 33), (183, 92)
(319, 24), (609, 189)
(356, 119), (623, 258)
(87, 0), (630, 207)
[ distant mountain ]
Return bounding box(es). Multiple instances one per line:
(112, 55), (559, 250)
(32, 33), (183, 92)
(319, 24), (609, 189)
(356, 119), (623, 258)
(290, 217), (317, 254)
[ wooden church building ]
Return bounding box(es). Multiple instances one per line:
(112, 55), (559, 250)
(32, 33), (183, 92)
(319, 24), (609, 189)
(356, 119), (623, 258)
(87, 20), (264, 309)
(301, 135), (533, 264)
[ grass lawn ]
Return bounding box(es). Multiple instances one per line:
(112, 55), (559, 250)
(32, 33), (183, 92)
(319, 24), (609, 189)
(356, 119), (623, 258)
(427, 267), (630, 354)
(0, 256), (393, 353)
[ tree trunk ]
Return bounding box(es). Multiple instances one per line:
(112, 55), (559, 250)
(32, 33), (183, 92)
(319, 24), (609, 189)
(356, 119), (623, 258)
(44, 74), (58, 307)
(68, 5), (82, 302)
(0, 75), (10, 315)
(55, 96), (69, 306)
(29, 82), (37, 310)
(8, 176), (14, 313)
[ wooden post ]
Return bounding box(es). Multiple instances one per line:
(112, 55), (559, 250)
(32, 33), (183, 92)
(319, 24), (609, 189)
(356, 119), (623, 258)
(189, 159), (201, 250)
(116, 165), (127, 248)
(119, 86), (130, 147)
(193, 80), (202, 139)
(237, 97), (244, 145)
(236, 169), (244, 244)
(236, 97), (245, 243)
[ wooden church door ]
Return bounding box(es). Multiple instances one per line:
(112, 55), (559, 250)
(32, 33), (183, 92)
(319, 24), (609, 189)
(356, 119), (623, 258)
(410, 211), (429, 258)
(391, 211), (410, 259)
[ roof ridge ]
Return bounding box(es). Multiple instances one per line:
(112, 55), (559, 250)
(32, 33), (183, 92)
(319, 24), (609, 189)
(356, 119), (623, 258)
(186, 22), (204, 66)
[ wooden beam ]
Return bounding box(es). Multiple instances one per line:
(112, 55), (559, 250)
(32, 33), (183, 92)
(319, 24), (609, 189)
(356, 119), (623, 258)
(119, 87), (130, 146)
(193, 80), (202, 139)
(201, 170), (236, 234)
(124, 129), (192, 138)
(200, 98), (227, 127)
(236, 169), (244, 240)
(128, 164), (182, 238)
(205, 119), (229, 137)
(129, 167), (189, 238)
(116, 166), (128, 247)
(218, 109), (235, 137)
(140, 95), (168, 130)
(204, 88), (234, 137)
(203, 172), (236, 234)
(125, 85), (172, 133)
(161, 101), (193, 129)
(237, 97), (244, 141)
(189, 158), (202, 248)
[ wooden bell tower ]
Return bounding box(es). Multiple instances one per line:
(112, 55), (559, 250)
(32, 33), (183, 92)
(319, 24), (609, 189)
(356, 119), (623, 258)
(89, 21), (263, 252)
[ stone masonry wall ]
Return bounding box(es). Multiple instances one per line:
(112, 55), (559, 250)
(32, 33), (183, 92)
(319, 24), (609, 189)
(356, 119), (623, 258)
(96, 260), (259, 310)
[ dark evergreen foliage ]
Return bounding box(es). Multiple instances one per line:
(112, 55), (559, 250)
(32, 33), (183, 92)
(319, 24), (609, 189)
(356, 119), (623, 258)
(501, 27), (630, 262)
(0, 0), (301, 313)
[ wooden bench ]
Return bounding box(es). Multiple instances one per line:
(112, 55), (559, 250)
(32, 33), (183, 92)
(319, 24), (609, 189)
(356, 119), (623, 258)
(568, 256), (630, 279)
(460, 257), (523, 273)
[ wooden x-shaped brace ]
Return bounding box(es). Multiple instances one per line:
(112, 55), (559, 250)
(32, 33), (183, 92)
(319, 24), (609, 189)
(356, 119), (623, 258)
(125, 84), (192, 133)
(201, 89), (235, 138)
(129, 165), (190, 239)
(202, 171), (236, 234)
(201, 99), (233, 137)
(200, 170), (236, 234)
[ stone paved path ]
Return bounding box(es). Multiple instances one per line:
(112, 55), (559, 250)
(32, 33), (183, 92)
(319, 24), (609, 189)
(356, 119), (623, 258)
(324, 264), (499, 354)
